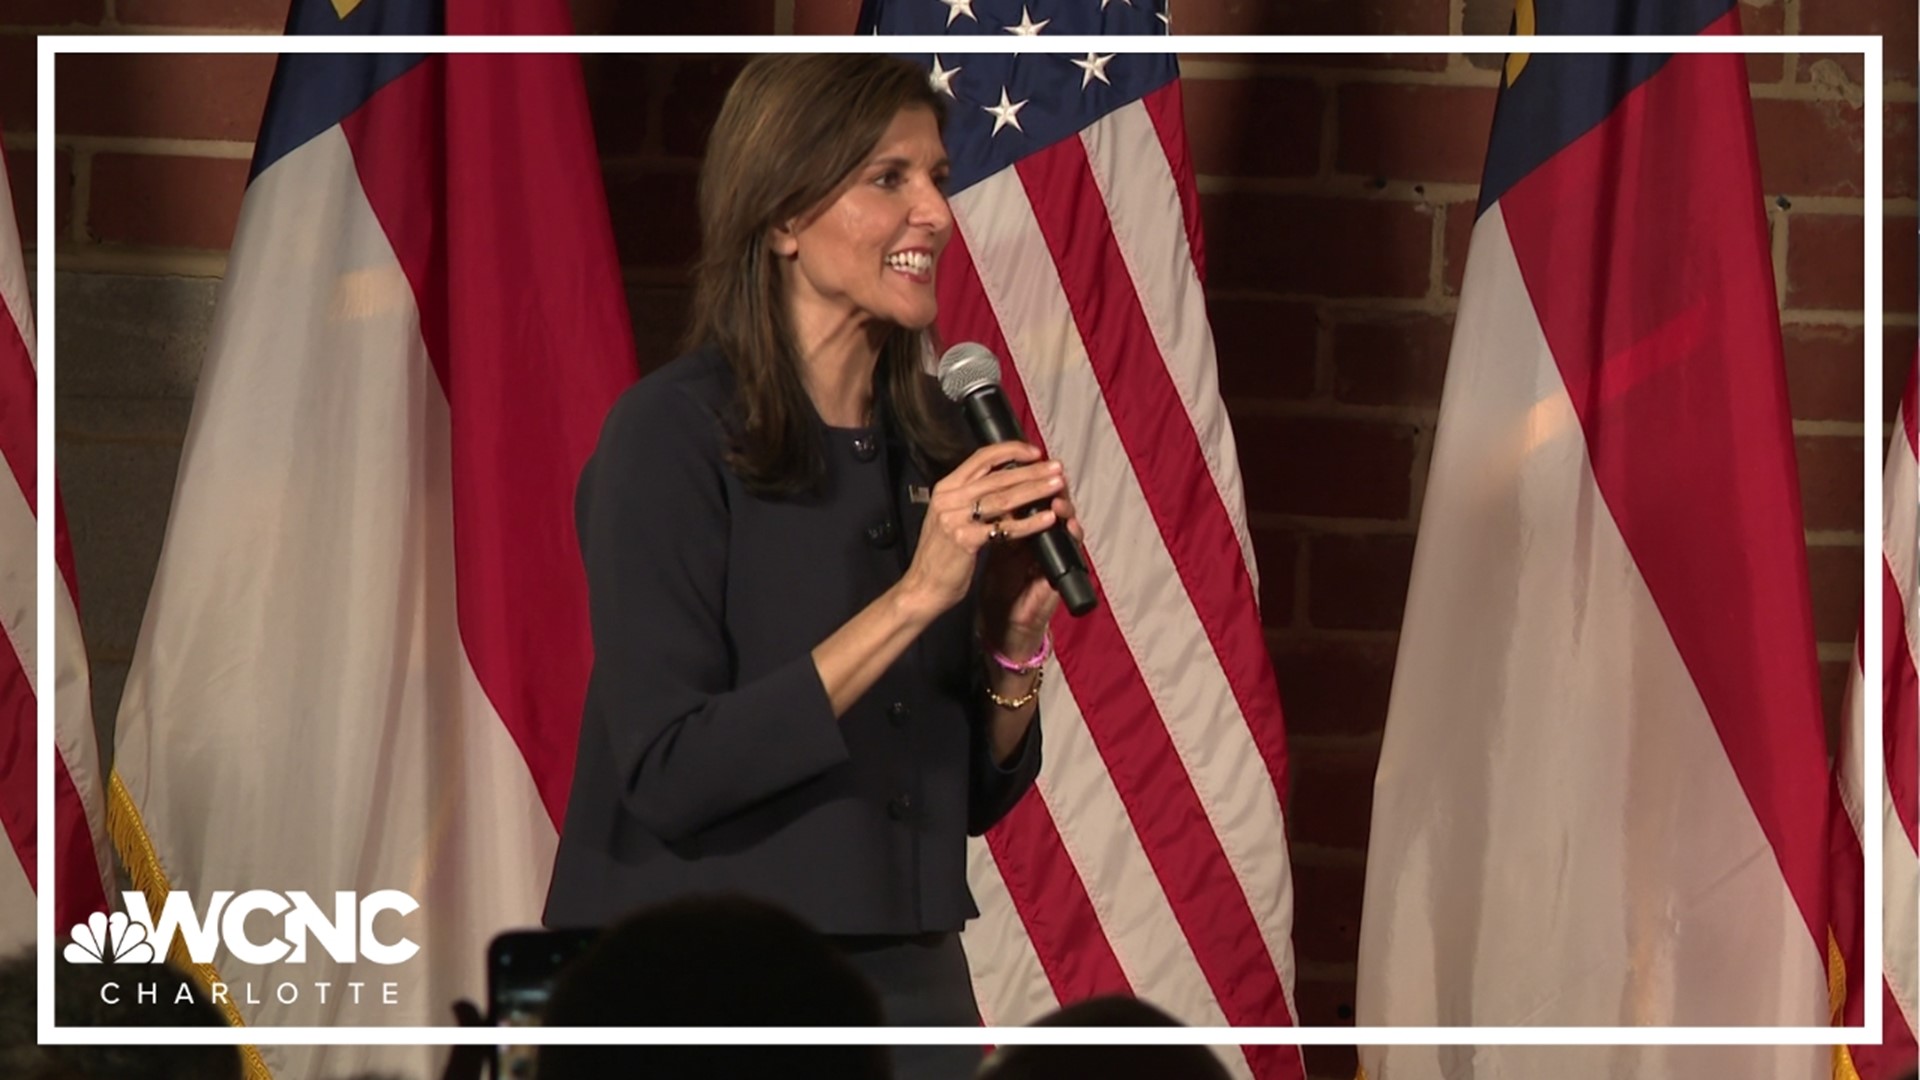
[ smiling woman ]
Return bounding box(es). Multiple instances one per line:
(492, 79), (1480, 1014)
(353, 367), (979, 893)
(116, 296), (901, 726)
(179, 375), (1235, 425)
(541, 54), (1085, 1080)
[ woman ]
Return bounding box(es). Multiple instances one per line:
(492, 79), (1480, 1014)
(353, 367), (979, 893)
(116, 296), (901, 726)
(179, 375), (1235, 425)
(543, 53), (1082, 1073)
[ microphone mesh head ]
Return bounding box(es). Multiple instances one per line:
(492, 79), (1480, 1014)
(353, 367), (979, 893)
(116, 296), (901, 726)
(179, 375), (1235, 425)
(936, 342), (1002, 402)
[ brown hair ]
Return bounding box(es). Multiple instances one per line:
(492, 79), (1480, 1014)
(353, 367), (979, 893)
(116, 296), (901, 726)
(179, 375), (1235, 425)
(685, 53), (967, 496)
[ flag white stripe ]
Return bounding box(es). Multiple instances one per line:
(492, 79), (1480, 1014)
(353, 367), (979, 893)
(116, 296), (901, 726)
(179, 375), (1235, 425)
(952, 165), (1294, 1014)
(1078, 101), (1258, 592)
(53, 583), (111, 892)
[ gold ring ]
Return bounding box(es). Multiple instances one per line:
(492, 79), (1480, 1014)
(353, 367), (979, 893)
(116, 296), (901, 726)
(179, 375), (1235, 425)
(971, 499), (985, 524)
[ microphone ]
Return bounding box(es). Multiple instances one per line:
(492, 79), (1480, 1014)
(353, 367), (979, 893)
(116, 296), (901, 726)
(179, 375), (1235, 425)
(936, 343), (1098, 618)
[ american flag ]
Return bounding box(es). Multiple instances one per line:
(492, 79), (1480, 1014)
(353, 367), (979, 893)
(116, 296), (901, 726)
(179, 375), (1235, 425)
(1831, 357), (1919, 1079)
(861, 4), (1302, 1076)
(0, 153), (113, 953)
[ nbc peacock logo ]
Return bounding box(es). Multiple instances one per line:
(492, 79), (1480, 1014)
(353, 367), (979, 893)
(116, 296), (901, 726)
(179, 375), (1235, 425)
(63, 911), (158, 965)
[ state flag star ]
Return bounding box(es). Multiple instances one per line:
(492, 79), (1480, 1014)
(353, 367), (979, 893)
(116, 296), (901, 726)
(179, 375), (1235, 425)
(982, 86), (1029, 136)
(939, 0), (975, 26)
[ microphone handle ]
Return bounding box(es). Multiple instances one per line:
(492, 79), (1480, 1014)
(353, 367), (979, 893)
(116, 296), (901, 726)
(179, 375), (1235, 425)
(960, 388), (1098, 617)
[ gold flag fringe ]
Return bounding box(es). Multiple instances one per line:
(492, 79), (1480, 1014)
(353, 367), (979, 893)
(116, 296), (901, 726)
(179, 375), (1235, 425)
(106, 771), (274, 1080)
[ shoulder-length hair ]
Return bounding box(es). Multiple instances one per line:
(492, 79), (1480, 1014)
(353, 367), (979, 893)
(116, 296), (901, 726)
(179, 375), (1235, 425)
(686, 53), (968, 497)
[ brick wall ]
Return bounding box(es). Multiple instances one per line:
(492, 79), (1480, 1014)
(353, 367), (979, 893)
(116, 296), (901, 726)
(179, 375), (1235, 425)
(1, 1), (1909, 1075)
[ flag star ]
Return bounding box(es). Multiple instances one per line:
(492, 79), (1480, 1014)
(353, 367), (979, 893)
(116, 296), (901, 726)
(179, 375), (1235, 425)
(982, 86), (1029, 136)
(1099, 0), (1135, 7)
(939, 0), (975, 26)
(1004, 5), (1049, 34)
(928, 55), (961, 98)
(1071, 52), (1116, 89)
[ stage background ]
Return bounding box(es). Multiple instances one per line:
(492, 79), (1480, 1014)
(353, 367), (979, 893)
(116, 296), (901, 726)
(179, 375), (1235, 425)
(0, 0), (1908, 1075)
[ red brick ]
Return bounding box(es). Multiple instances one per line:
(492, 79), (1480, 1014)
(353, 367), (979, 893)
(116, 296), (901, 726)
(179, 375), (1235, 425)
(1783, 324), (1865, 423)
(1806, 542), (1865, 646)
(1442, 200), (1476, 295)
(1210, 296), (1317, 401)
(1888, 326), (1916, 424)
(1304, 1043), (1360, 1080)
(627, 286), (691, 372)
(117, 0), (286, 28)
(606, 167), (702, 274)
(1889, 217), (1917, 318)
(1753, 98), (1865, 199)
(1250, 51), (1450, 75)
(1270, 637), (1398, 736)
(1293, 979), (1357, 1037)
(9, 0), (105, 24)
(1738, 0), (1786, 82)
(1331, 313), (1452, 408)
(1889, 104), (1917, 201)
(1293, 860), (1365, 965)
(1203, 193), (1433, 297)
(0, 37), (33, 134)
(1820, 657), (1851, 755)
(1234, 414), (1417, 518)
(57, 54), (275, 141)
(1785, 213), (1862, 312)
(793, 0), (863, 34)
(1308, 533), (1415, 632)
(1175, 0), (1445, 35)
(1336, 84), (1496, 185)
(1288, 744), (1380, 851)
(662, 56), (749, 160)
(582, 54), (662, 157)
(1796, 433), (1864, 532)
(1182, 76), (1321, 179)
(1250, 528), (1298, 626)
(86, 153), (249, 250)
(572, 0), (773, 33)
(1801, 0), (1915, 85)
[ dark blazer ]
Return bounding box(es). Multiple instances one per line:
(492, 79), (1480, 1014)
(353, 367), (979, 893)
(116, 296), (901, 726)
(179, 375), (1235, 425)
(543, 347), (1042, 935)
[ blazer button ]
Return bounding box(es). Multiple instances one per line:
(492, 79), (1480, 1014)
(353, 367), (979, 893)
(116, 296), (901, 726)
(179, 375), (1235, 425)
(851, 434), (879, 462)
(888, 701), (911, 726)
(887, 794), (914, 821)
(865, 520), (897, 549)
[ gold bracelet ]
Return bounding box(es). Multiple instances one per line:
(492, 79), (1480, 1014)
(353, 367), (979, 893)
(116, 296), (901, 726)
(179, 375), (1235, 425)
(985, 665), (1044, 710)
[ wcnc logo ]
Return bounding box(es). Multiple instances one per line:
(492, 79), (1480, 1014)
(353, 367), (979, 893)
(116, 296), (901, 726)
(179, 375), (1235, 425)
(64, 890), (420, 967)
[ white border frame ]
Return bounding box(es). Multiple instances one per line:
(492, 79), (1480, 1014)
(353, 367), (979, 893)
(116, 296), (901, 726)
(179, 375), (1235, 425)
(32, 32), (1887, 1048)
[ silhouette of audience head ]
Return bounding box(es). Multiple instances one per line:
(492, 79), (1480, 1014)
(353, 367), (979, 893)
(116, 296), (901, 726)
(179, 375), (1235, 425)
(0, 949), (243, 1080)
(975, 995), (1233, 1080)
(536, 894), (890, 1079)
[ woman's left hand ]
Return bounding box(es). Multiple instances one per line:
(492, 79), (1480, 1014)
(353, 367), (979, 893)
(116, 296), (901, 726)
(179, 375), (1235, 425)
(978, 474), (1085, 664)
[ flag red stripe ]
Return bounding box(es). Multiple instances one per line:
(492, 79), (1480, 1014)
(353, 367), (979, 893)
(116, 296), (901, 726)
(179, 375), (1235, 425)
(0, 309), (33, 511)
(0, 637), (33, 891)
(940, 231), (1139, 1004)
(342, 55), (635, 824)
(1499, 39), (1831, 950)
(1853, 980), (1920, 1079)
(1014, 129), (1291, 832)
(1886, 557), (1919, 849)
(1139, 83), (1205, 287)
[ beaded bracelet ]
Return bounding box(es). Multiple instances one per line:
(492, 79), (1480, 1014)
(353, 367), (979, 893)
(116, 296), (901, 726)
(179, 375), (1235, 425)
(990, 630), (1052, 675)
(985, 665), (1044, 710)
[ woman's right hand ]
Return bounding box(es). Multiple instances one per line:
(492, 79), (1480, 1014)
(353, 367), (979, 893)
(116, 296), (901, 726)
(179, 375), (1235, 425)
(896, 441), (1065, 622)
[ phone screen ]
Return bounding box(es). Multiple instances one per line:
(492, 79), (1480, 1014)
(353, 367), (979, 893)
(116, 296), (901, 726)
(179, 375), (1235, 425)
(488, 928), (598, 1080)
